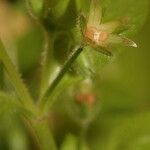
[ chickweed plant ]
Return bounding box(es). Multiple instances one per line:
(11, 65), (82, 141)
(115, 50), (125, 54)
(0, 0), (149, 150)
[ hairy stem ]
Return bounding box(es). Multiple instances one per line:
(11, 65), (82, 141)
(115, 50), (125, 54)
(0, 40), (35, 112)
(40, 46), (84, 109)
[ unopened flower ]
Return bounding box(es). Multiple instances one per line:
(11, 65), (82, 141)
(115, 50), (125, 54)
(76, 92), (96, 106)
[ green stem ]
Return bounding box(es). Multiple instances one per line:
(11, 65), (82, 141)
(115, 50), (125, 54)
(0, 40), (34, 112)
(25, 116), (57, 150)
(0, 40), (56, 149)
(77, 124), (88, 150)
(40, 46), (84, 109)
(24, 0), (39, 21)
(39, 31), (54, 98)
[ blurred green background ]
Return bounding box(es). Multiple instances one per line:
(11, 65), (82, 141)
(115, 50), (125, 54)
(0, 0), (150, 150)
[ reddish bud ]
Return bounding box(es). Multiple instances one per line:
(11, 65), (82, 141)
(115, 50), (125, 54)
(76, 93), (96, 106)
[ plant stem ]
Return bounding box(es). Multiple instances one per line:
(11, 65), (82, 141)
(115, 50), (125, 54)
(40, 46), (84, 108)
(0, 40), (34, 112)
(77, 124), (88, 150)
(39, 31), (54, 98)
(25, 116), (57, 150)
(24, 0), (39, 22)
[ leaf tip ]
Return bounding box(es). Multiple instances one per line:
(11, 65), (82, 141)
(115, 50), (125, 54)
(132, 42), (138, 48)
